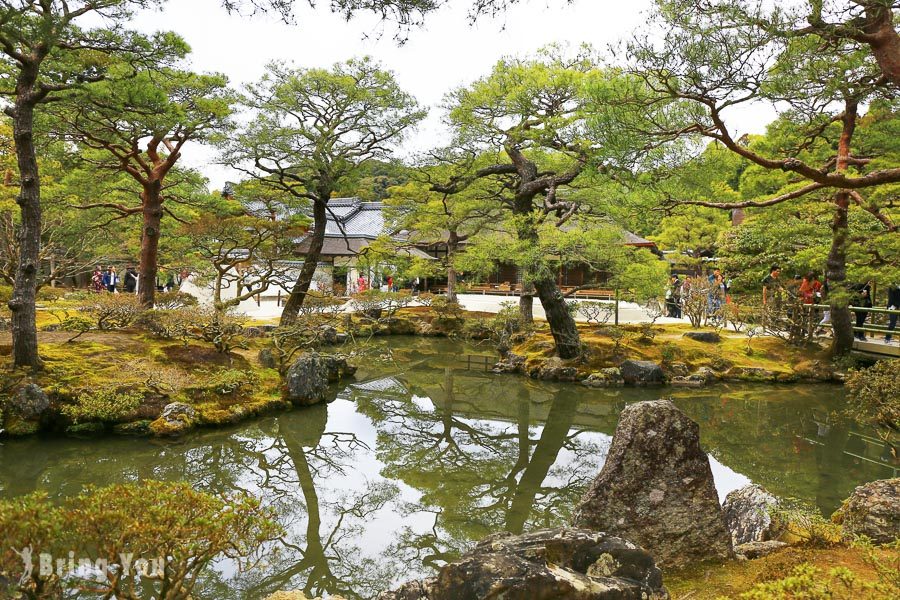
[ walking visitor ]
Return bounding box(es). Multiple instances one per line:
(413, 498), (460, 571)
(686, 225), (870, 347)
(102, 266), (119, 293)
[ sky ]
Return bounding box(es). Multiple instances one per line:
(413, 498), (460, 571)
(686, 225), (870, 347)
(129, 0), (776, 189)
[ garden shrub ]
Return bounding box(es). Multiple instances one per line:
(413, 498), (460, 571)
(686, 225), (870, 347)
(78, 294), (144, 330)
(659, 342), (679, 364)
(35, 286), (67, 302)
(153, 291), (199, 310)
(0, 284), (12, 305)
(61, 388), (143, 424)
(137, 307), (248, 354)
(573, 300), (614, 325)
(415, 292), (435, 307)
(430, 296), (464, 328)
(770, 499), (842, 547)
(0, 481), (280, 600)
(186, 369), (258, 400)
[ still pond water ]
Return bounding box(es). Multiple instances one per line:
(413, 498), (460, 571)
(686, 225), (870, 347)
(0, 337), (895, 598)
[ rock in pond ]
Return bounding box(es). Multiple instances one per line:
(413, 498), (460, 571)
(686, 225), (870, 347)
(832, 478), (900, 544)
(722, 484), (781, 546)
(9, 383), (50, 419)
(573, 399), (733, 567)
(149, 402), (196, 436)
(582, 368), (624, 388)
(619, 360), (665, 386)
(284, 352), (356, 406)
(377, 527), (668, 600)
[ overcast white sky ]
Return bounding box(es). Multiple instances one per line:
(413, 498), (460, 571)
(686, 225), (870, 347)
(129, 0), (775, 189)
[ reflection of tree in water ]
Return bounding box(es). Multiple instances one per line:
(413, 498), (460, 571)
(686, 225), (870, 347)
(0, 408), (399, 600)
(233, 406), (399, 600)
(351, 364), (602, 575)
(670, 386), (894, 514)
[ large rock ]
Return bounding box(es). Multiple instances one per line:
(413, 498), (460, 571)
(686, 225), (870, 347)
(734, 540), (788, 560)
(722, 484), (781, 546)
(149, 402), (196, 436)
(573, 400), (733, 567)
(618, 360), (665, 386)
(378, 528), (668, 600)
(582, 368), (624, 388)
(8, 383), (50, 419)
(683, 331), (721, 343)
(284, 352), (356, 406)
(832, 478), (900, 544)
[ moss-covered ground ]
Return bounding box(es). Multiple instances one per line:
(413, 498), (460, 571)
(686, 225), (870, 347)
(511, 321), (838, 382)
(0, 328), (285, 437)
(667, 543), (896, 598)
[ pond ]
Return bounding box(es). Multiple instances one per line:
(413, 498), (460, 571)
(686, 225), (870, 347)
(0, 337), (895, 599)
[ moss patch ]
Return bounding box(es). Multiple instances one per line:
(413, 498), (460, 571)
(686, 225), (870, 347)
(510, 323), (835, 383)
(666, 544), (893, 598)
(0, 328), (284, 438)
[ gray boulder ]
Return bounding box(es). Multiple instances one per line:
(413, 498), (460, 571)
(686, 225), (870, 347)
(258, 348), (278, 369)
(284, 352), (356, 406)
(492, 353), (525, 374)
(665, 362), (690, 377)
(722, 484), (780, 546)
(684, 331), (722, 343)
(832, 478), (900, 544)
(378, 528), (668, 600)
(151, 402), (196, 436)
(533, 357), (578, 382)
(735, 540), (788, 560)
(582, 368), (624, 388)
(377, 580), (435, 600)
(573, 400), (733, 568)
(9, 383), (50, 419)
(619, 360), (665, 386)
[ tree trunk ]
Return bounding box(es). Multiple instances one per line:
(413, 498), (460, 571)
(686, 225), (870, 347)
(138, 183), (163, 308)
(827, 192), (854, 354)
(9, 99), (42, 368)
(519, 276), (534, 325)
(863, 2), (900, 87)
(827, 99), (858, 355)
(446, 231), (459, 302)
(281, 198), (327, 326)
(534, 276), (581, 359)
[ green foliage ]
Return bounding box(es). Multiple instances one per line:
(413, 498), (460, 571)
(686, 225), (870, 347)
(0, 480), (280, 600)
(845, 361), (900, 439)
(659, 341), (679, 364)
(770, 499), (841, 548)
(61, 388), (143, 424)
(222, 56), (424, 208)
(430, 296), (465, 327)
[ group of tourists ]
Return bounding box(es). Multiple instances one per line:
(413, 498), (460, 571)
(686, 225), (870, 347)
(664, 264), (897, 344)
(89, 265), (180, 295)
(760, 264), (896, 344)
(663, 268), (730, 319)
(349, 273), (402, 294)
